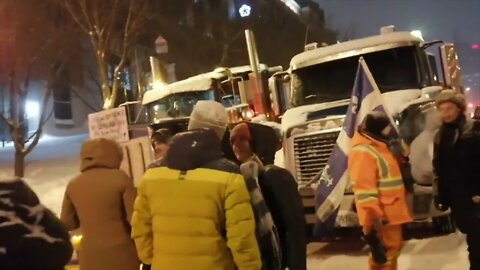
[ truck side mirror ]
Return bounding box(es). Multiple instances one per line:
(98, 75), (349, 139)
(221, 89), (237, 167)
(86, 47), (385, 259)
(268, 76), (281, 116)
(426, 53), (440, 84)
(268, 71), (289, 116)
(439, 43), (463, 93)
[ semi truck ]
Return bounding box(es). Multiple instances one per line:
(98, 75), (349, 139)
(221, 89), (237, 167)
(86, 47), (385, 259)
(115, 30), (281, 185)
(269, 25), (463, 230)
(142, 64), (282, 133)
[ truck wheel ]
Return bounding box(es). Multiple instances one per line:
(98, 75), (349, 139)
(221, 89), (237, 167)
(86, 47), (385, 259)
(432, 214), (456, 235)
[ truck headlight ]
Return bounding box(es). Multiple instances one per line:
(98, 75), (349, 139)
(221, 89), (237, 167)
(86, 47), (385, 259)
(241, 107), (255, 120)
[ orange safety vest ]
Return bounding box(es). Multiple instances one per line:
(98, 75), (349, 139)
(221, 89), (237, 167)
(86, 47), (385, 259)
(348, 132), (412, 227)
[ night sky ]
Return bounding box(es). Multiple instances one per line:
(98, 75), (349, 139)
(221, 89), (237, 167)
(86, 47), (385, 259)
(315, 0), (480, 44)
(315, 0), (480, 106)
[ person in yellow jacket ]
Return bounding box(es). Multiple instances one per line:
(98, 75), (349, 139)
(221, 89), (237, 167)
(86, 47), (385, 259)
(348, 111), (412, 270)
(131, 100), (261, 270)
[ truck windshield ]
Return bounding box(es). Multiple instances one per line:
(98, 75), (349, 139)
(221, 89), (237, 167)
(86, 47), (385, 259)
(147, 90), (215, 123)
(291, 46), (423, 107)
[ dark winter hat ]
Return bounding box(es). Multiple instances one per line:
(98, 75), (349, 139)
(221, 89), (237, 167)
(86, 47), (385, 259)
(230, 122), (251, 145)
(362, 111), (391, 136)
(230, 122), (278, 165)
(435, 89), (466, 111)
(151, 128), (173, 146)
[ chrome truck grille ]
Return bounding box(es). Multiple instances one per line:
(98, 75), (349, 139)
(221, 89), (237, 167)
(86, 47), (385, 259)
(293, 130), (340, 183)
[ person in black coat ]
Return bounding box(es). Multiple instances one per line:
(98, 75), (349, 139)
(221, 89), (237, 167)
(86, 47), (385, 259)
(0, 178), (73, 269)
(433, 90), (480, 270)
(230, 122), (307, 270)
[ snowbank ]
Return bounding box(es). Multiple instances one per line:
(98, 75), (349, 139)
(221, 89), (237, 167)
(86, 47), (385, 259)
(0, 134), (87, 215)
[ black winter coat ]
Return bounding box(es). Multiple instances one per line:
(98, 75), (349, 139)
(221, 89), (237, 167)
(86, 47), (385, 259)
(433, 116), (480, 234)
(0, 178), (73, 270)
(260, 166), (307, 270)
(239, 122), (307, 269)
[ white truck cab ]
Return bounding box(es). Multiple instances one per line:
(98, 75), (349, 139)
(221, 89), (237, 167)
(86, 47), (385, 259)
(143, 64), (282, 132)
(269, 26), (463, 230)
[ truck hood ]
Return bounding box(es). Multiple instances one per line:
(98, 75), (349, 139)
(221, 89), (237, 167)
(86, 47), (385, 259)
(282, 89), (431, 133)
(281, 99), (350, 133)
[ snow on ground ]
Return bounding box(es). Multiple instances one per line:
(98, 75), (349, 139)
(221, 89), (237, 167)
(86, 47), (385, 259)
(0, 134), (88, 215)
(307, 231), (468, 270)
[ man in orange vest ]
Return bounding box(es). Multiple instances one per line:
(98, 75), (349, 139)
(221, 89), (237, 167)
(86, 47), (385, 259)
(348, 111), (412, 270)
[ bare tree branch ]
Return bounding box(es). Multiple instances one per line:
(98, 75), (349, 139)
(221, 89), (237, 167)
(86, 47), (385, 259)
(0, 113), (13, 129)
(25, 107), (53, 143)
(70, 86), (100, 112)
(60, 0), (154, 109)
(92, 1), (102, 37)
(121, 0), (135, 59)
(23, 86), (52, 155)
(87, 67), (102, 90)
(220, 29), (244, 65)
(61, 1), (90, 33)
(78, 0), (95, 34)
(84, 66), (104, 109)
(24, 61), (65, 155)
(7, 67), (24, 154)
(103, 0), (120, 47)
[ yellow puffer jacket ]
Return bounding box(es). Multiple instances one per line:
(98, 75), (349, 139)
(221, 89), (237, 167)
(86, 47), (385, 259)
(131, 129), (261, 270)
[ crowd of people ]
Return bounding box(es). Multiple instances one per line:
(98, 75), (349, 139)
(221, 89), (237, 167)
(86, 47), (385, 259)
(0, 90), (479, 270)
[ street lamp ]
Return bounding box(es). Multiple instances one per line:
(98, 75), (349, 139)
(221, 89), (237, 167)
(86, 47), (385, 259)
(25, 100), (39, 119)
(239, 4), (251, 18)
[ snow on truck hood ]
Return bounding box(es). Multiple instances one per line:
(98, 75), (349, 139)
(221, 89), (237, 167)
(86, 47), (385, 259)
(281, 89), (431, 132)
(281, 99), (350, 132)
(142, 73), (218, 105)
(142, 65), (269, 105)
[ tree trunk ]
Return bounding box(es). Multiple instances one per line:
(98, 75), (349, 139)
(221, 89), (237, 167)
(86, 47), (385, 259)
(95, 50), (112, 109)
(14, 149), (25, 177)
(110, 72), (122, 108)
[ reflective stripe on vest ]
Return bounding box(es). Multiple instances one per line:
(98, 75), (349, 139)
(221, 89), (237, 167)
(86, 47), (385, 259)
(351, 144), (403, 192)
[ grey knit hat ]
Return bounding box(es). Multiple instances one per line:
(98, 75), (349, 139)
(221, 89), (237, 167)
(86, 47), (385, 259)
(188, 100), (229, 139)
(435, 90), (466, 111)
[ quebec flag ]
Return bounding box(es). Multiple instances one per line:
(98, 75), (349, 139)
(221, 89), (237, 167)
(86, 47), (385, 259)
(314, 57), (396, 236)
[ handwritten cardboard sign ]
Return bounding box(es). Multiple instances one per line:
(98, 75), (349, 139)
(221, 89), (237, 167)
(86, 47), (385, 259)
(88, 107), (129, 143)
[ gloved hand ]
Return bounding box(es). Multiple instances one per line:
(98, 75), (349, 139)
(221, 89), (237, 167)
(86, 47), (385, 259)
(472, 195), (480, 204)
(373, 219), (384, 232)
(363, 228), (387, 265)
(434, 195), (449, 211)
(473, 196), (480, 219)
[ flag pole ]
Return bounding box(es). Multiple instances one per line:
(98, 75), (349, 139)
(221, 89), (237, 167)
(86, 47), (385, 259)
(358, 57), (399, 133)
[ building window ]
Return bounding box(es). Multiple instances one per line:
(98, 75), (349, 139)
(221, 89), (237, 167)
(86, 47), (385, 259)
(228, 0), (236, 20)
(53, 66), (73, 125)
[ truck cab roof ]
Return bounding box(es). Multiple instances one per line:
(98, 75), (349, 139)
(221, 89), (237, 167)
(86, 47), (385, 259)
(142, 64), (269, 105)
(291, 31), (424, 70)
